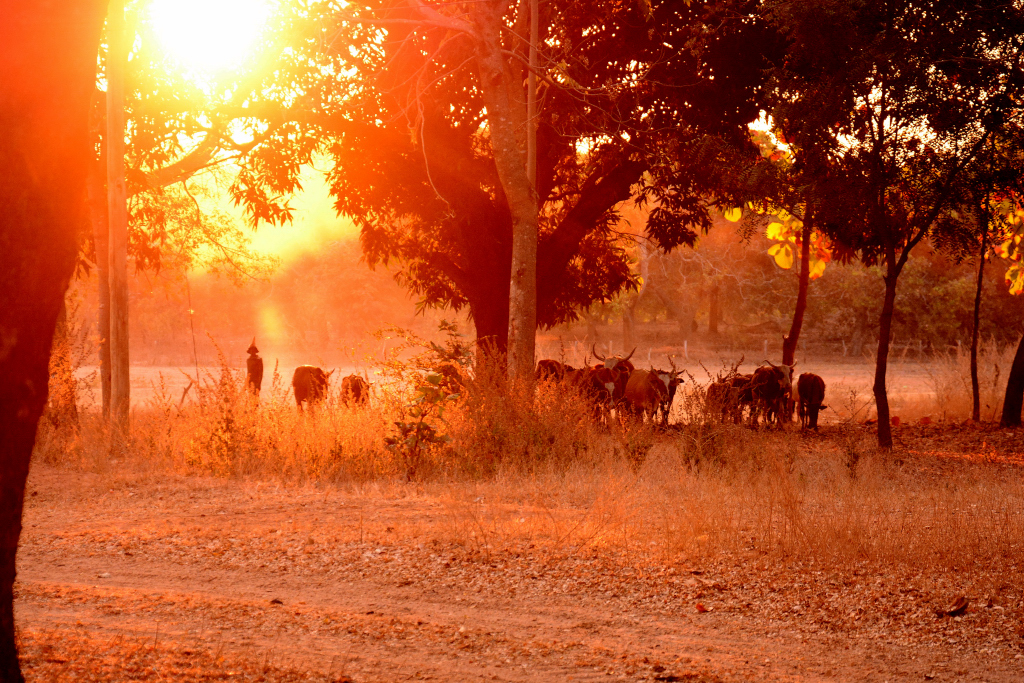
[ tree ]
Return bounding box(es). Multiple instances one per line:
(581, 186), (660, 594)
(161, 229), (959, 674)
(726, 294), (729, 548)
(726, 128), (834, 367)
(764, 0), (1024, 448)
(938, 133), (1024, 422)
(311, 0), (777, 364)
(995, 191), (1024, 426)
(0, 2), (106, 679)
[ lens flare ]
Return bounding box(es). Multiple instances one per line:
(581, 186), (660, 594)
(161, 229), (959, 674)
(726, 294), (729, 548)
(148, 0), (272, 73)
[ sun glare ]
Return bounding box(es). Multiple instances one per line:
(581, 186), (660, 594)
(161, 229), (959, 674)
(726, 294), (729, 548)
(148, 0), (272, 74)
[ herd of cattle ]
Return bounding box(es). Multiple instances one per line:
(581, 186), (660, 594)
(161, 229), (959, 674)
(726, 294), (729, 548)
(535, 346), (828, 430)
(244, 341), (826, 428)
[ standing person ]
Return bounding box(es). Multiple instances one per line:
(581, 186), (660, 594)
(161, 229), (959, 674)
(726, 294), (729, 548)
(245, 339), (264, 396)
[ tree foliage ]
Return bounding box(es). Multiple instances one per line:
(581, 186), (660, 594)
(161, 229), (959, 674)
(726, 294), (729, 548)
(294, 0), (780, 347)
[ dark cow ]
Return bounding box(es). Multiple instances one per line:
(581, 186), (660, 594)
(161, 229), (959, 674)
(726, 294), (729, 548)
(705, 372), (753, 424)
(292, 366), (334, 410)
(564, 365), (619, 420)
(651, 357), (683, 425)
(245, 338), (263, 396)
(536, 359), (575, 382)
(749, 362), (795, 427)
(622, 370), (669, 423)
(341, 374), (371, 406)
(795, 373), (827, 430)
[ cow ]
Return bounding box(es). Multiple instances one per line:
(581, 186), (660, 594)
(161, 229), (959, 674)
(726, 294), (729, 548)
(563, 365), (621, 421)
(648, 357), (682, 425)
(536, 359), (575, 382)
(705, 372), (753, 424)
(622, 370), (670, 424)
(795, 372), (827, 430)
(749, 362), (795, 427)
(592, 344), (636, 374)
(245, 338), (263, 396)
(341, 374), (371, 407)
(292, 366), (334, 410)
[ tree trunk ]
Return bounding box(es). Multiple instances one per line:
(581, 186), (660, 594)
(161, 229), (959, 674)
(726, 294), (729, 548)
(107, 0), (131, 438)
(48, 300), (80, 435)
(708, 285), (720, 335)
(782, 214), (813, 366)
(970, 227), (987, 422)
(0, 3), (105, 679)
(874, 268), (900, 449)
(87, 138), (111, 417)
(1000, 333), (1024, 428)
(472, 9), (538, 385)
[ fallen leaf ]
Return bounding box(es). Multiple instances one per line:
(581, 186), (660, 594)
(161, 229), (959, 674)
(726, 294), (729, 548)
(945, 596), (969, 617)
(695, 603), (710, 613)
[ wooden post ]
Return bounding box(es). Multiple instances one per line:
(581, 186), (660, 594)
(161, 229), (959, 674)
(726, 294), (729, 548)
(106, 0), (130, 436)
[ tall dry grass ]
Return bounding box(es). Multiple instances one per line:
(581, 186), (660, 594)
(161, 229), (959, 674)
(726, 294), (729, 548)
(921, 340), (1017, 421)
(32, 334), (1024, 573)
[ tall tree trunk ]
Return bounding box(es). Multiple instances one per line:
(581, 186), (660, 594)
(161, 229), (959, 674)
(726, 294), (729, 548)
(87, 141), (111, 418)
(107, 0), (131, 437)
(473, 9), (538, 384)
(782, 214), (813, 366)
(1000, 333), (1024, 428)
(874, 267), (900, 449)
(708, 285), (720, 335)
(0, 3), (105, 679)
(970, 222), (987, 422)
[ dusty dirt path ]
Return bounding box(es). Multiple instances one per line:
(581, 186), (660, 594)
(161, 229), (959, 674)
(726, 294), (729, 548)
(14, 466), (1024, 682)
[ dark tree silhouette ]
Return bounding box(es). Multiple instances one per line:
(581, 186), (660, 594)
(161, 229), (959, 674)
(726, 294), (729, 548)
(310, 0), (778, 352)
(764, 0), (1024, 448)
(0, 3), (106, 679)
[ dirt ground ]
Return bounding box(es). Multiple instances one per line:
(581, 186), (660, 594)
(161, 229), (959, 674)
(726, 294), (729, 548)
(14, 437), (1024, 683)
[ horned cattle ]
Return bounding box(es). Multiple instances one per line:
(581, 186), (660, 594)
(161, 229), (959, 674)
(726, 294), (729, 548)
(653, 358), (682, 424)
(795, 373), (827, 430)
(592, 344), (636, 374)
(705, 373), (753, 424)
(341, 374), (371, 406)
(749, 362), (794, 427)
(536, 359), (575, 382)
(292, 366), (334, 411)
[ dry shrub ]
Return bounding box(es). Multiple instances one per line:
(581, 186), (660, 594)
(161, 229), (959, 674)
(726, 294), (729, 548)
(923, 340), (1016, 421)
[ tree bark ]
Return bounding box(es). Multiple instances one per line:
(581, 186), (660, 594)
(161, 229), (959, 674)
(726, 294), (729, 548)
(0, 2), (105, 679)
(782, 214), (813, 366)
(87, 136), (111, 418)
(472, 8), (538, 384)
(107, 0), (131, 437)
(1000, 333), (1024, 428)
(874, 267), (899, 449)
(970, 223), (987, 422)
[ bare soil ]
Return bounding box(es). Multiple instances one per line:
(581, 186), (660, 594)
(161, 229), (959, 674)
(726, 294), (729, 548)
(15, 440), (1024, 683)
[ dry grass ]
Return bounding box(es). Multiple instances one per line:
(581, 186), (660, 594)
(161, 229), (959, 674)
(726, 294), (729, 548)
(32, 345), (1024, 578)
(919, 341), (1018, 422)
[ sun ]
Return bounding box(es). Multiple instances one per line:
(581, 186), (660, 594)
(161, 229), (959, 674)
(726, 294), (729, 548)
(148, 0), (273, 74)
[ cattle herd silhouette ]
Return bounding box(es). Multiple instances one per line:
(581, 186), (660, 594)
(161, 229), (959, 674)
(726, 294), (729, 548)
(258, 339), (825, 428)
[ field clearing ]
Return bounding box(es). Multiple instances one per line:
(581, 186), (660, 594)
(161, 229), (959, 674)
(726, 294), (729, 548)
(76, 358), (943, 423)
(16, 424), (1024, 682)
